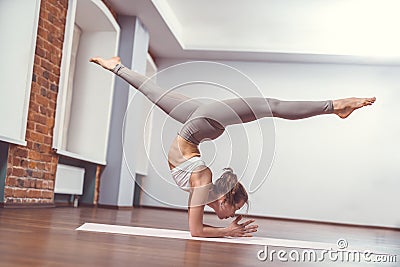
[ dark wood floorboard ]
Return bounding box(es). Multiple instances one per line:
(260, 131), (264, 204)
(0, 207), (398, 267)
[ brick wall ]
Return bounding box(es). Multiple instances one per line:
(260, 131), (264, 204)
(4, 0), (68, 205)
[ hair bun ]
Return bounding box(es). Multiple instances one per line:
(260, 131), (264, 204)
(222, 167), (233, 173)
(216, 167), (238, 191)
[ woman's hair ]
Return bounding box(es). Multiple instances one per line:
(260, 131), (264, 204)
(213, 167), (248, 208)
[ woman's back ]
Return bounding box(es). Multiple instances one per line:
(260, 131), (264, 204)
(168, 135), (201, 169)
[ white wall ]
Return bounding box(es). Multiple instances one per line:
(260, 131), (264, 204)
(140, 58), (400, 228)
(0, 0), (41, 145)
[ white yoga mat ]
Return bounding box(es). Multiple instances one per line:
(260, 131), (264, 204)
(76, 223), (389, 255)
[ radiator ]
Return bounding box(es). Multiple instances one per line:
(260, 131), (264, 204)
(54, 164), (85, 195)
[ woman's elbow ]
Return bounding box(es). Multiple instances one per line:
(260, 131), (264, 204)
(190, 229), (203, 237)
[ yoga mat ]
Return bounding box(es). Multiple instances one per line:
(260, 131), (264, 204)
(76, 223), (390, 255)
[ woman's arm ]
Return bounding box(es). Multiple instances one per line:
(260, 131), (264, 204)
(188, 205), (228, 237)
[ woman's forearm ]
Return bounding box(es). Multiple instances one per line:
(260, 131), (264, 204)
(190, 224), (228, 238)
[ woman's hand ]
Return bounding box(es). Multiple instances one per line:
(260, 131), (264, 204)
(225, 215), (258, 237)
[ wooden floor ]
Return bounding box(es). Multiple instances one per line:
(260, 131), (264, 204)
(0, 206), (399, 267)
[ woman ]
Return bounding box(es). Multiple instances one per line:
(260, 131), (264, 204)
(90, 56), (375, 238)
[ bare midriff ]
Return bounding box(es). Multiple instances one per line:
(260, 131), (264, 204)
(168, 135), (201, 170)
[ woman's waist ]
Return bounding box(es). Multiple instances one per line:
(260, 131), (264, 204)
(168, 136), (201, 169)
(170, 156), (205, 173)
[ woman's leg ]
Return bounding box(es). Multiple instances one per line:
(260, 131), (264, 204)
(180, 96), (375, 144)
(90, 57), (200, 124)
(190, 97), (335, 128)
(178, 97), (334, 144)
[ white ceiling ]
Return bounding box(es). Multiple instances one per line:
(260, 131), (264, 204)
(109, 0), (400, 64)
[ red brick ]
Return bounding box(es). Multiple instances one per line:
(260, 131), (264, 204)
(37, 28), (48, 46)
(50, 163), (57, 173)
(23, 179), (31, 188)
(32, 170), (44, 179)
(44, 163), (50, 171)
(42, 19), (52, 33)
(44, 172), (52, 180)
(33, 64), (43, 76)
(45, 1), (57, 14)
(40, 154), (53, 163)
(42, 180), (49, 189)
(27, 121), (35, 130)
(43, 39), (52, 53)
(39, 106), (48, 115)
(4, 187), (13, 198)
(42, 190), (53, 199)
(31, 83), (41, 94)
(46, 118), (55, 129)
(47, 91), (57, 101)
(35, 179), (43, 189)
(27, 189), (42, 198)
(29, 161), (37, 169)
(51, 157), (58, 164)
(35, 46), (46, 58)
(37, 162), (46, 169)
(13, 188), (27, 198)
(14, 147), (28, 158)
(6, 177), (17, 187)
(26, 140), (34, 150)
(12, 158), (22, 167)
(35, 124), (49, 134)
(48, 180), (54, 190)
(36, 94), (49, 107)
(28, 178), (36, 188)
(29, 102), (40, 113)
(29, 151), (42, 161)
(38, 76), (49, 89)
(48, 100), (56, 111)
(12, 158), (28, 169)
(40, 144), (51, 153)
(53, 66), (60, 76)
(33, 113), (48, 125)
(13, 168), (26, 177)
(48, 25), (58, 37)
(27, 130), (45, 143)
(28, 111), (36, 122)
(43, 136), (52, 145)
(21, 159), (29, 168)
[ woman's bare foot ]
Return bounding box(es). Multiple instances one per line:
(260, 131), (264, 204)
(333, 97), (376, 119)
(89, 56), (121, 71)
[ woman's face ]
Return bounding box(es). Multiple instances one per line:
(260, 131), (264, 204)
(216, 199), (246, 220)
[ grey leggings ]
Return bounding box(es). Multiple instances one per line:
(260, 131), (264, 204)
(113, 64), (334, 145)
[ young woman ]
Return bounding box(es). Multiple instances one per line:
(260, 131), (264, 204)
(90, 56), (376, 238)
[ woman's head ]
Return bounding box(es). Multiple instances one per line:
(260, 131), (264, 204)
(213, 168), (248, 219)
